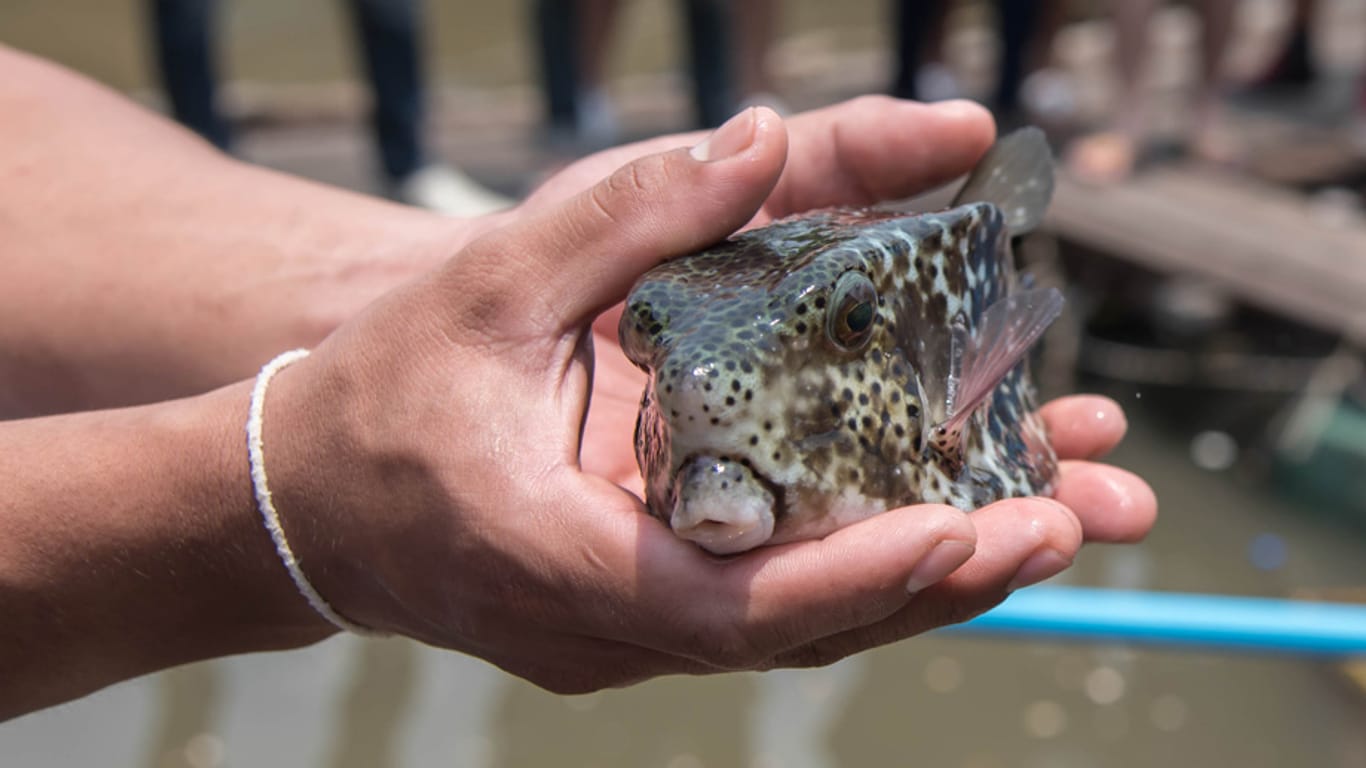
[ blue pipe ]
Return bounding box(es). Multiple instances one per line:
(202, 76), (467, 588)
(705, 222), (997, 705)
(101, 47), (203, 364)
(946, 586), (1366, 657)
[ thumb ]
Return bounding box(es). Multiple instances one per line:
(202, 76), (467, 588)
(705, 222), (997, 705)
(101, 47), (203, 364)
(451, 107), (789, 331)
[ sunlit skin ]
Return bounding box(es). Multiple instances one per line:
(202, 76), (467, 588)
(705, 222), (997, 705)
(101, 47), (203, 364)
(0, 44), (1155, 721)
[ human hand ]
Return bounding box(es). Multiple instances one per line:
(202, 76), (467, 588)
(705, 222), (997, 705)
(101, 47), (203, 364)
(260, 100), (1155, 691)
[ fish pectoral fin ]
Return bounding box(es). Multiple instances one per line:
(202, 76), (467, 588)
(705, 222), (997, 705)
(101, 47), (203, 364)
(931, 286), (1064, 459)
(950, 126), (1055, 236)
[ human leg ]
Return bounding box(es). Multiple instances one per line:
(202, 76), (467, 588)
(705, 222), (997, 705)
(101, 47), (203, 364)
(146, 0), (232, 150)
(346, 0), (427, 181)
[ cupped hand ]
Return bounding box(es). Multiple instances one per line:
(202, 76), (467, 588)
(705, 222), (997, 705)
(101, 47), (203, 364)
(262, 99), (1155, 693)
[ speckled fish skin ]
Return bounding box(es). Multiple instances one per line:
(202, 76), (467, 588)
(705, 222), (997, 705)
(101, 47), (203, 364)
(620, 129), (1061, 554)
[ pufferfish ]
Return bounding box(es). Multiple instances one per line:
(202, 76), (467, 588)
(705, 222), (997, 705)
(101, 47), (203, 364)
(619, 128), (1064, 555)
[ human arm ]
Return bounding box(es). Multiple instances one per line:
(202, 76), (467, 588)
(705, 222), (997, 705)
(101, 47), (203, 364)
(0, 48), (1156, 720)
(0, 45), (476, 417)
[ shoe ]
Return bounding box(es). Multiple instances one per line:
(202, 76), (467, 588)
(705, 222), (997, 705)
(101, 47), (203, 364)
(915, 63), (964, 103)
(392, 164), (513, 217)
(576, 87), (621, 151)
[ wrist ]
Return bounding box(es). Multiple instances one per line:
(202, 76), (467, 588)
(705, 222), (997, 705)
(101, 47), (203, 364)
(0, 384), (336, 719)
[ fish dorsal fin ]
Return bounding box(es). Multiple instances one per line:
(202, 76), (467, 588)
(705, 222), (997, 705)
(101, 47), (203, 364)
(951, 127), (1055, 235)
(928, 286), (1064, 468)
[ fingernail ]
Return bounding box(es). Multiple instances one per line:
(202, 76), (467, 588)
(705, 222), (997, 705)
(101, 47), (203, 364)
(690, 108), (757, 162)
(905, 540), (975, 594)
(1006, 548), (1073, 592)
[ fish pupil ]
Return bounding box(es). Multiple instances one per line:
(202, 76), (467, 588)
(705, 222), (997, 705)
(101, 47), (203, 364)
(844, 302), (873, 333)
(828, 270), (878, 350)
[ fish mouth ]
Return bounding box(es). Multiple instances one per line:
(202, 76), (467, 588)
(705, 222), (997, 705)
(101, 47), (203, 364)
(669, 454), (787, 555)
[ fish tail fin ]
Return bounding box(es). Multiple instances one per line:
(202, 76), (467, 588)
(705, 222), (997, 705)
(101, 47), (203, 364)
(929, 286), (1064, 467)
(951, 127), (1055, 236)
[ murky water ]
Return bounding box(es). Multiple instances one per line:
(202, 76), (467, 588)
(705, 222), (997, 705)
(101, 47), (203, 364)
(3, 1), (1366, 766)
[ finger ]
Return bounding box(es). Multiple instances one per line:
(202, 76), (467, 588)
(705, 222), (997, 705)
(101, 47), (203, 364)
(452, 107), (789, 328)
(1053, 460), (1157, 543)
(764, 97), (996, 218)
(466, 627), (724, 695)
(622, 500), (978, 669)
(524, 97), (996, 223)
(768, 496), (1083, 668)
(1041, 395), (1128, 459)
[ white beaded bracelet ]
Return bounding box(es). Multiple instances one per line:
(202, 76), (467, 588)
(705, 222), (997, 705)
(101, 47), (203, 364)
(246, 349), (385, 636)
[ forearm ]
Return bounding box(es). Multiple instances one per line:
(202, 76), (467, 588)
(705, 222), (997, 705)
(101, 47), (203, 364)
(0, 383), (332, 720)
(0, 45), (471, 416)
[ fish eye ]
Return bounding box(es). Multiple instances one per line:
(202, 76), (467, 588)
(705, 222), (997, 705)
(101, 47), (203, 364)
(826, 271), (877, 351)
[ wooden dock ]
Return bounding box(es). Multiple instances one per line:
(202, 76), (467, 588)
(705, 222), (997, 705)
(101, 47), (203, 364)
(1045, 165), (1366, 344)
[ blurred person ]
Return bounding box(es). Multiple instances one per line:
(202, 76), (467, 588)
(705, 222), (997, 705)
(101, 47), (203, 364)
(890, 0), (1063, 123)
(533, 0), (779, 151)
(0, 43), (1156, 720)
(1244, 0), (1316, 91)
(889, 0), (956, 102)
(1065, 0), (1238, 184)
(147, 0), (510, 214)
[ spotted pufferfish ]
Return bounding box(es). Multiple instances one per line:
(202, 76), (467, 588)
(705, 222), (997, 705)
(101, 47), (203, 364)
(619, 128), (1064, 555)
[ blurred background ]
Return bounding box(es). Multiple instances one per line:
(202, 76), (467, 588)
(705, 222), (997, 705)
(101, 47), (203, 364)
(3, 0), (1366, 766)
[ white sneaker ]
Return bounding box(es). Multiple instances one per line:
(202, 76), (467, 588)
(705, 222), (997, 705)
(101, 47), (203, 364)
(916, 62), (964, 103)
(575, 87), (621, 150)
(392, 164), (513, 217)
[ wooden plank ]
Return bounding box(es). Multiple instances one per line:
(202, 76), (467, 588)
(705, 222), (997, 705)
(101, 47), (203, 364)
(1045, 166), (1366, 343)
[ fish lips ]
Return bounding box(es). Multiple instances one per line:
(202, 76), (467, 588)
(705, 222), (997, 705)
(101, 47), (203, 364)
(666, 454), (787, 555)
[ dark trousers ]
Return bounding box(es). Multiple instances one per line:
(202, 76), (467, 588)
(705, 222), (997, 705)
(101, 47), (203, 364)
(148, 0), (427, 180)
(890, 0), (1039, 112)
(532, 0), (735, 134)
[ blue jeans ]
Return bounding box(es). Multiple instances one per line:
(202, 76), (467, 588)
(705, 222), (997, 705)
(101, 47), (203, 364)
(148, 0), (428, 180)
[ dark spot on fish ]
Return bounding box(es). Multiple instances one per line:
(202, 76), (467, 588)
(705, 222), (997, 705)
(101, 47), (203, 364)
(871, 382), (882, 396)
(731, 380), (741, 392)
(842, 388), (854, 402)
(847, 418), (858, 431)
(725, 396), (736, 406)
(725, 360), (737, 371)
(795, 303), (807, 315)
(763, 421), (773, 431)
(795, 322), (808, 334)
(814, 296), (827, 309)
(749, 436), (759, 446)
(858, 393), (870, 406)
